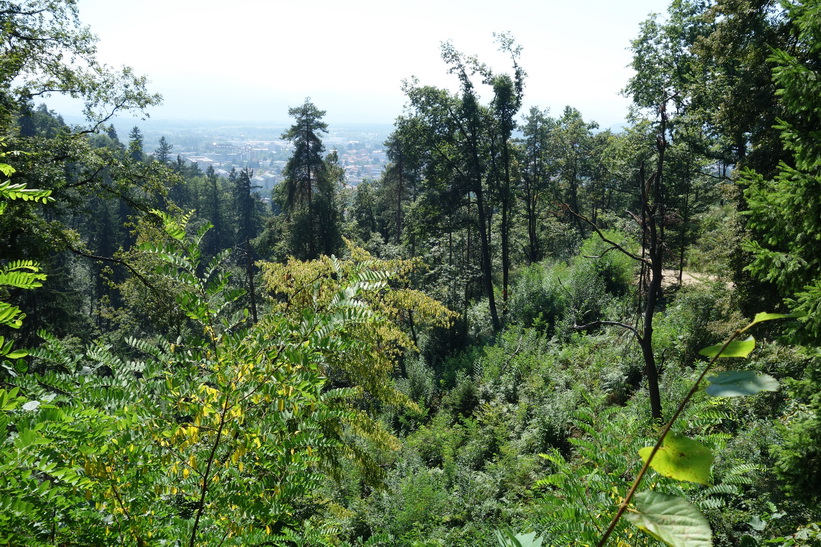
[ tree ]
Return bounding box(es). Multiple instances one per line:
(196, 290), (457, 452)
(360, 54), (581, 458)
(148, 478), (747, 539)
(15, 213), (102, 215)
(0, 2), (162, 318)
(518, 107), (557, 263)
(380, 129), (423, 245)
(484, 33), (526, 306)
(690, 0), (789, 176)
(402, 37), (524, 331)
(316, 150), (344, 257)
(350, 179), (378, 242)
(201, 165), (226, 256)
(741, 0), (821, 340)
(553, 106), (598, 235)
(280, 98), (328, 258)
(128, 126), (144, 163)
(587, 0), (719, 421)
(0, 0), (160, 131)
(232, 167), (261, 322)
(154, 136), (172, 164)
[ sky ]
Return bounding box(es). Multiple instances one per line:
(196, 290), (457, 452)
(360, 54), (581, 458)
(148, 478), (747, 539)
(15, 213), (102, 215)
(52, 0), (670, 129)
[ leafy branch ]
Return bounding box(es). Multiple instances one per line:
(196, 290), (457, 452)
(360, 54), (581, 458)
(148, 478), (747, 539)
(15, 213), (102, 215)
(597, 311), (805, 546)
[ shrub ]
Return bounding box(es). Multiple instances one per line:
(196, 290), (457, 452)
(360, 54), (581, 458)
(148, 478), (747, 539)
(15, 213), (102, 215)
(508, 262), (568, 332)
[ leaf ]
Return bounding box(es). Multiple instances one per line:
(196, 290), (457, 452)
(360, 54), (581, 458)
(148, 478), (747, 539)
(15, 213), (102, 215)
(639, 433), (714, 485)
(705, 370), (779, 397)
(22, 400), (40, 412)
(625, 491), (713, 547)
(494, 528), (544, 547)
(698, 336), (755, 358)
(750, 311), (806, 326)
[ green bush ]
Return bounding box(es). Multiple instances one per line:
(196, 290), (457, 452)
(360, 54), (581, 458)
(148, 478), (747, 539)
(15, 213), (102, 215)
(508, 262), (568, 331)
(577, 230), (637, 297)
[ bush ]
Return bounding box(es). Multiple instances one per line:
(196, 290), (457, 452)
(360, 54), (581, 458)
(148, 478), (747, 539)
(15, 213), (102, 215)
(508, 262), (568, 332)
(577, 230), (637, 296)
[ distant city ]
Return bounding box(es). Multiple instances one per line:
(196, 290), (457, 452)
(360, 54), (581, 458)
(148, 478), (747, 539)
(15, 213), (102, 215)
(108, 118), (394, 196)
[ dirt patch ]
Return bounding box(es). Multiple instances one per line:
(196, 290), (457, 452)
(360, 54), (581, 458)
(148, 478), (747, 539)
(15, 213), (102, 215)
(660, 269), (733, 290)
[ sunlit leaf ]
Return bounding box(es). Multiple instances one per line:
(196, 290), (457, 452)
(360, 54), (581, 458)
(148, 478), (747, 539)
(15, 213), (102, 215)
(22, 400), (40, 412)
(705, 370), (779, 397)
(639, 433), (714, 485)
(750, 311), (806, 326)
(626, 491), (713, 547)
(698, 336), (755, 358)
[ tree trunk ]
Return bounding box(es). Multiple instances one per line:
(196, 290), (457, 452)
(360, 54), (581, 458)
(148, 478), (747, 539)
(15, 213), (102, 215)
(396, 156), (404, 244)
(245, 238), (258, 324)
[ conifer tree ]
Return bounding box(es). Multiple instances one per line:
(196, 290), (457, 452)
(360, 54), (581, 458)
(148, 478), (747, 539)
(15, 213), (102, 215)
(279, 98), (341, 259)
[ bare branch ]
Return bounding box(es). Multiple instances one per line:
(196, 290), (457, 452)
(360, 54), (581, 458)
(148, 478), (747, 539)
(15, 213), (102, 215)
(582, 245), (619, 260)
(573, 320), (643, 344)
(63, 243), (157, 292)
(626, 209), (643, 227)
(563, 205), (650, 265)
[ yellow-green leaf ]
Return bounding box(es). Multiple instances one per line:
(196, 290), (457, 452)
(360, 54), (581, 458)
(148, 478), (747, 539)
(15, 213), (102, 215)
(639, 433), (714, 485)
(698, 336), (755, 358)
(750, 311), (806, 326)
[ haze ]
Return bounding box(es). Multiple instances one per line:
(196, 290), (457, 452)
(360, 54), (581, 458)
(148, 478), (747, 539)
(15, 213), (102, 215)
(52, 0), (668, 128)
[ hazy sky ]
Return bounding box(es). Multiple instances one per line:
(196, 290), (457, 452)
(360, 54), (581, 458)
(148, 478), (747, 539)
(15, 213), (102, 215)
(55, 0), (669, 129)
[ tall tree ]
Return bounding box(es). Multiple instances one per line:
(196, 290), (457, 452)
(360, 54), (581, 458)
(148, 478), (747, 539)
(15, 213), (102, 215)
(0, 0), (160, 131)
(233, 167), (261, 322)
(128, 126), (144, 163)
(691, 0), (789, 175)
(316, 150), (343, 257)
(483, 33), (526, 306)
(201, 165), (226, 256)
(518, 107), (557, 263)
(380, 129), (422, 245)
(279, 98), (340, 259)
(554, 106), (598, 235)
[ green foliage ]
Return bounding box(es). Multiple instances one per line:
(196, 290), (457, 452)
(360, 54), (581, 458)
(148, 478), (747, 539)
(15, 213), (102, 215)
(601, 312), (804, 546)
(508, 261), (568, 331)
(578, 231), (637, 297)
(0, 181), (52, 214)
(771, 348), (821, 505)
(534, 406), (652, 546)
(740, 0), (821, 341)
(1, 1), (819, 544)
(0, 158), (49, 373)
(0, 211), (456, 544)
(639, 433), (715, 486)
(704, 371), (780, 398)
(0, 261), (46, 330)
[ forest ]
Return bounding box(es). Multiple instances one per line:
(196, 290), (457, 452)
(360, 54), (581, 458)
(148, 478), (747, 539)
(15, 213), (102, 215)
(1, 0), (820, 545)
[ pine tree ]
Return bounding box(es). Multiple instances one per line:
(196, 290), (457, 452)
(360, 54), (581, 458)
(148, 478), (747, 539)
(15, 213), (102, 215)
(128, 126), (144, 163)
(279, 98), (341, 259)
(154, 136), (172, 164)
